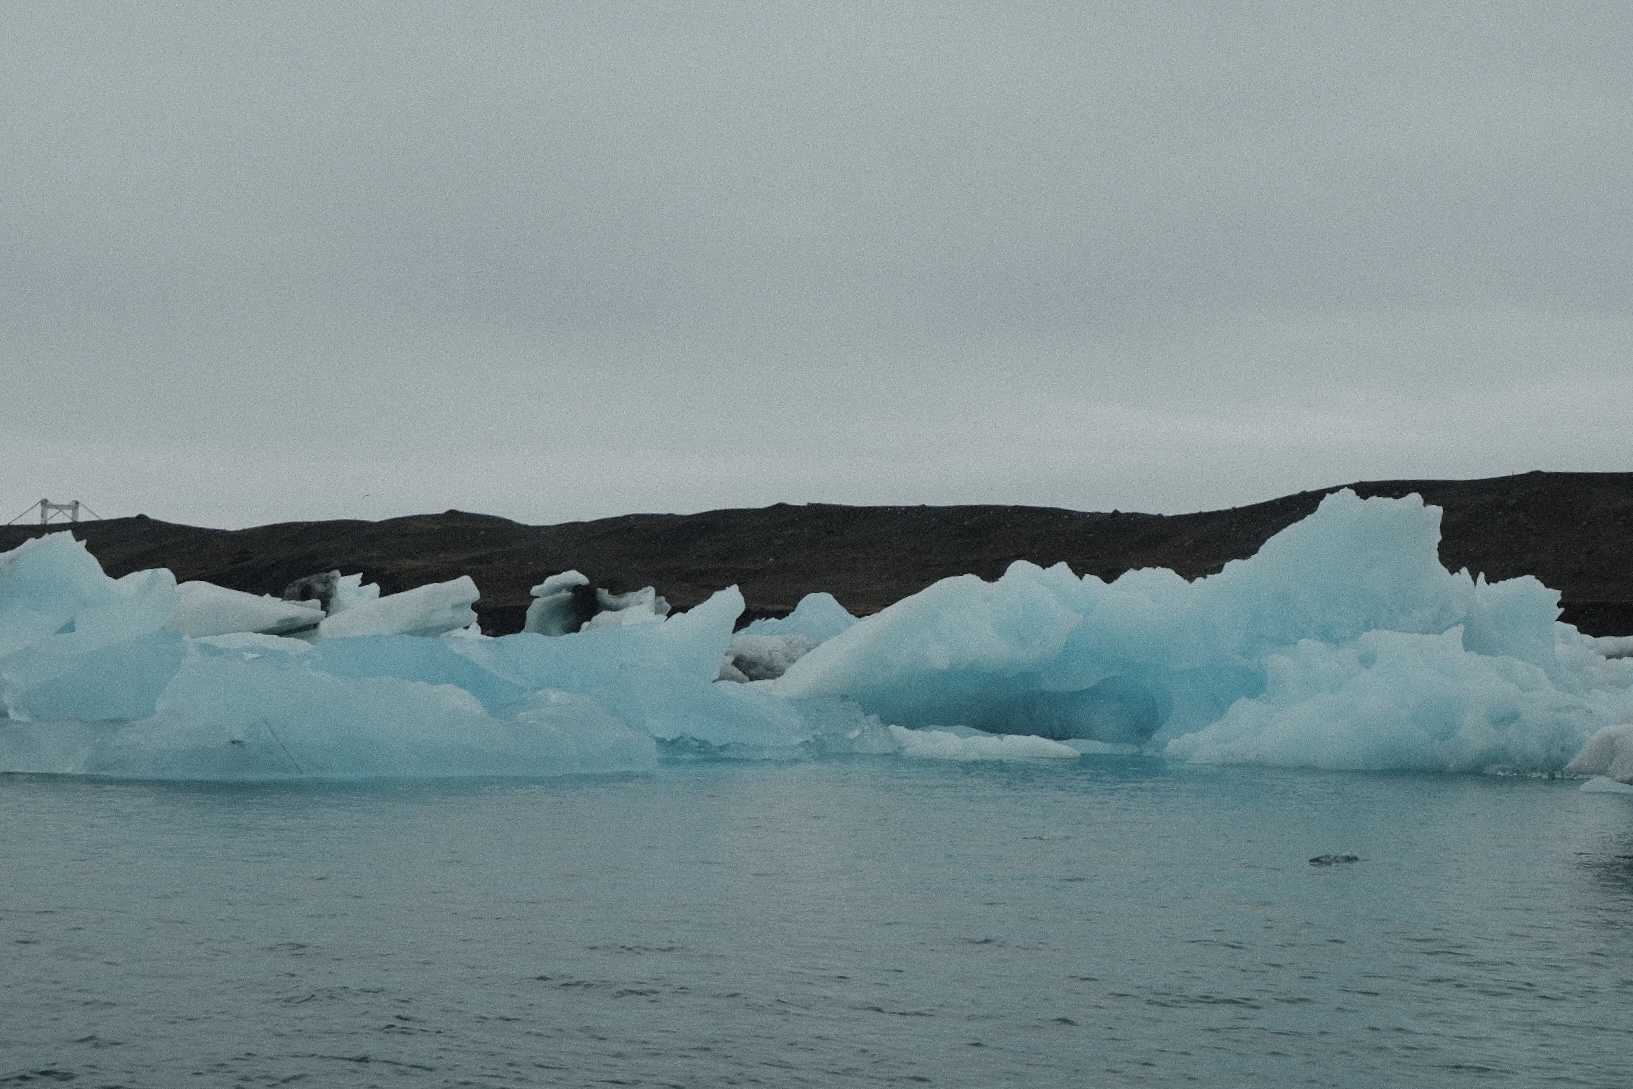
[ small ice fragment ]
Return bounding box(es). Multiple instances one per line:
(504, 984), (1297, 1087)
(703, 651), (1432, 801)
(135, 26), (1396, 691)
(524, 570), (593, 635)
(166, 581), (323, 637)
(315, 576), (479, 639)
(1592, 635), (1633, 659)
(582, 586), (668, 630)
(1565, 723), (1633, 784)
(719, 632), (817, 682)
(888, 724), (1080, 761)
(1580, 776), (1633, 794)
(743, 592), (858, 645)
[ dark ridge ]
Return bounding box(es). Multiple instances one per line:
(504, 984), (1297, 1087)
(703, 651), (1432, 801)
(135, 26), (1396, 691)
(3, 471), (1630, 635)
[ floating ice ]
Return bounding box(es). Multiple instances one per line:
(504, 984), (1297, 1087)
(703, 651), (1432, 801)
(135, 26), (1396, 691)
(6, 489), (1633, 780)
(166, 581), (323, 638)
(281, 570), (380, 614)
(1593, 635), (1633, 660)
(524, 572), (671, 635)
(1565, 723), (1633, 784)
(0, 649), (656, 781)
(0, 534), (175, 657)
(888, 724), (1081, 761)
(744, 592), (858, 644)
(775, 490), (1633, 772)
(1, 536), (183, 723)
(315, 576), (479, 639)
(1579, 775), (1633, 794)
(524, 570), (592, 635)
(720, 593), (859, 682)
(582, 586), (669, 630)
(329, 573), (381, 614)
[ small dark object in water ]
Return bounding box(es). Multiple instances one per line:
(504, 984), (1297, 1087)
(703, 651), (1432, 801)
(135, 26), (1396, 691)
(1309, 853), (1360, 866)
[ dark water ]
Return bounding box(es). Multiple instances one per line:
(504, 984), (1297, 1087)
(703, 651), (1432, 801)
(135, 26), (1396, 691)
(4, 758), (1633, 1087)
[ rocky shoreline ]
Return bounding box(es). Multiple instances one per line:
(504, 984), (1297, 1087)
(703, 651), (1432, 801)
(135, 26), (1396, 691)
(4, 471), (1630, 636)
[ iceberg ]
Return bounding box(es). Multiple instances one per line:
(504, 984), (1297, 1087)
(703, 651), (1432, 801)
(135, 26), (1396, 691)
(0, 649), (656, 781)
(1593, 635), (1633, 660)
(524, 571), (671, 635)
(315, 576), (479, 639)
(719, 592), (860, 682)
(0, 533), (176, 657)
(166, 581), (323, 638)
(1, 536), (183, 722)
(1565, 722), (1633, 784)
(523, 570), (593, 635)
(773, 491), (1633, 771)
(744, 592), (858, 644)
(5, 489), (1633, 780)
(581, 586), (669, 630)
(888, 724), (1081, 761)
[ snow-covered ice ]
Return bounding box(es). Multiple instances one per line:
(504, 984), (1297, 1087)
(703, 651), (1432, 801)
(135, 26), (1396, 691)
(1592, 635), (1633, 659)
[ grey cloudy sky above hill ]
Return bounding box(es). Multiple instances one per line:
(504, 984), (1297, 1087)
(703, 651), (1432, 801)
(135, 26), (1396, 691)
(4, 3), (1629, 528)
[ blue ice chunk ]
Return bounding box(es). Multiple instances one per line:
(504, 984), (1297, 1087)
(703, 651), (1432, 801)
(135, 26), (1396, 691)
(1164, 627), (1602, 771)
(0, 650), (657, 781)
(454, 586), (742, 696)
(7, 492), (1633, 777)
(775, 490), (1633, 769)
(455, 587), (811, 750)
(1, 631), (187, 722)
(306, 635), (531, 711)
(166, 581), (324, 637)
(744, 592), (858, 644)
(1, 543), (183, 722)
(0, 534), (177, 657)
(888, 724), (1081, 761)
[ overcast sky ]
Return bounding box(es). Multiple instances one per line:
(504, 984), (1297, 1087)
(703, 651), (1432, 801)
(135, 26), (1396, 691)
(4, 3), (1629, 528)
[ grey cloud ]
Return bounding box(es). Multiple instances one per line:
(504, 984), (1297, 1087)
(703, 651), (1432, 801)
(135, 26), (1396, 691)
(2, 3), (1629, 524)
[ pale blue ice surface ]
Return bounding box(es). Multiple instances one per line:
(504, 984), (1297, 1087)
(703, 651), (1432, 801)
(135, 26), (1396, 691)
(4, 490), (1633, 779)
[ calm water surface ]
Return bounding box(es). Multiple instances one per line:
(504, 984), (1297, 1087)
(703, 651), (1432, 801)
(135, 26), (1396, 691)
(4, 757), (1632, 1087)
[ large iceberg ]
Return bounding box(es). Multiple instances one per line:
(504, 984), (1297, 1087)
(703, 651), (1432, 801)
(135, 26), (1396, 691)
(772, 490), (1633, 772)
(3, 490), (1632, 780)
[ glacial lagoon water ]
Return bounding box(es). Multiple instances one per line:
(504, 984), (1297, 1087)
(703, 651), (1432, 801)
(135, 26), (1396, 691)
(5, 756), (1633, 1088)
